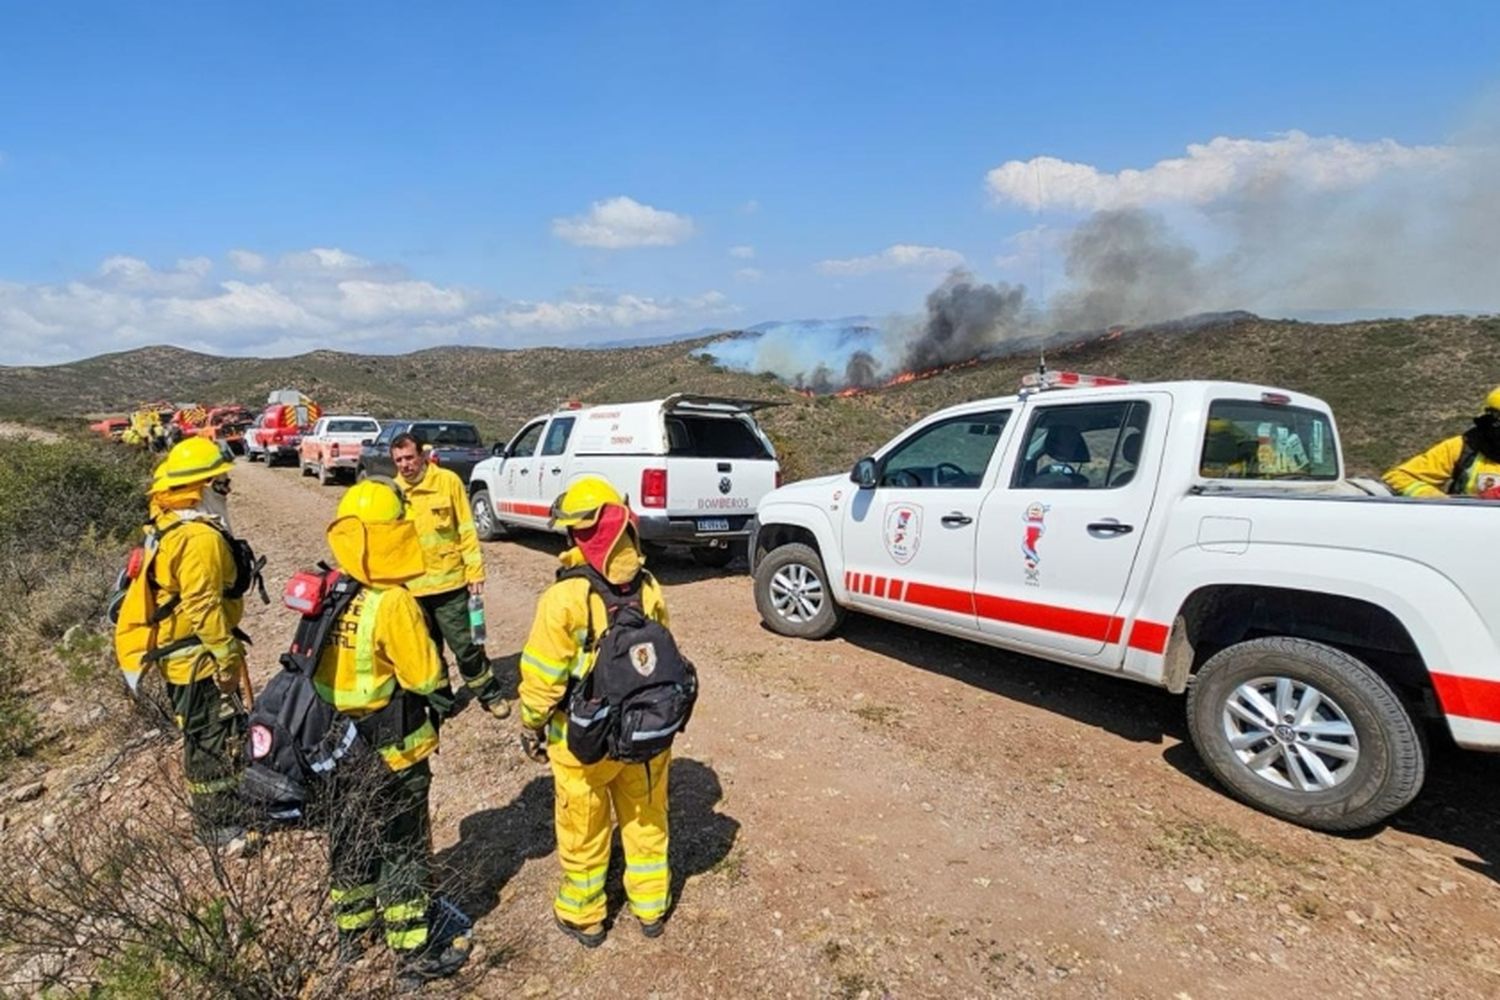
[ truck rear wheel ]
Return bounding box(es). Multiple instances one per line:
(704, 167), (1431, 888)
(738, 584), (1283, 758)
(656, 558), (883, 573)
(753, 543), (844, 639)
(471, 489), (506, 541)
(318, 462), (335, 486)
(1186, 636), (1425, 832)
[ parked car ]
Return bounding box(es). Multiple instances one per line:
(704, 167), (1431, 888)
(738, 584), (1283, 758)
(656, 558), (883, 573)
(300, 415), (381, 484)
(751, 371), (1500, 831)
(468, 395), (783, 567)
(357, 419), (489, 483)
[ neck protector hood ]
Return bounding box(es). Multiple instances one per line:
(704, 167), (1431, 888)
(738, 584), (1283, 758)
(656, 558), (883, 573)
(1468, 413), (1500, 462)
(326, 515), (425, 587)
(567, 503), (643, 586)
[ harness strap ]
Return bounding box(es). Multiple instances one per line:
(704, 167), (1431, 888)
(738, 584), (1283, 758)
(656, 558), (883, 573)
(1450, 440), (1479, 496)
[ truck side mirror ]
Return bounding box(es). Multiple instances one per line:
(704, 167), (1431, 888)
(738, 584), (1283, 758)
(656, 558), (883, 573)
(851, 457), (879, 489)
(361, 438), (374, 447)
(492, 442), (507, 457)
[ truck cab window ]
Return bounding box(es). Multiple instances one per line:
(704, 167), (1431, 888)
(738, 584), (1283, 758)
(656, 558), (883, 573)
(1200, 400), (1338, 480)
(1014, 401), (1151, 490)
(509, 422), (545, 458)
(542, 417), (576, 457)
(880, 410), (1009, 489)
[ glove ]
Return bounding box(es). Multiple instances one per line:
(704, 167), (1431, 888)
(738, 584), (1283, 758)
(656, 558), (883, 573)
(519, 726), (548, 763)
(214, 641), (247, 696)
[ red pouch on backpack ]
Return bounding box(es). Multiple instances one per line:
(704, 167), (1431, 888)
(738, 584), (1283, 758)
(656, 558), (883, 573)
(283, 569), (339, 615)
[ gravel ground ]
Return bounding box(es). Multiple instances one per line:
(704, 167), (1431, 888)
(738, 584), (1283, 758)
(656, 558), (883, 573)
(24, 457), (1500, 999)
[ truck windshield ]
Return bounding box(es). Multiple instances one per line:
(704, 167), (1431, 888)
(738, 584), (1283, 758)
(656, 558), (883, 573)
(666, 415), (773, 459)
(1201, 400), (1339, 480)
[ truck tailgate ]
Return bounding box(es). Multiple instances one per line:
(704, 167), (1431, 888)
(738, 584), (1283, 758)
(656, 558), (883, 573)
(665, 458), (778, 523)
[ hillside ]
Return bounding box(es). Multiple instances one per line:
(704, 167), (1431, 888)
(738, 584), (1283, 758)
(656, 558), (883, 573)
(2, 313), (1497, 479)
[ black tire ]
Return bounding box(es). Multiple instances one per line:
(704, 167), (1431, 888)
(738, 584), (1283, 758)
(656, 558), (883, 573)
(300, 459), (314, 477)
(690, 545), (735, 569)
(753, 542), (845, 639)
(318, 462), (335, 486)
(1186, 636), (1426, 832)
(245, 449), (260, 463)
(471, 489), (509, 541)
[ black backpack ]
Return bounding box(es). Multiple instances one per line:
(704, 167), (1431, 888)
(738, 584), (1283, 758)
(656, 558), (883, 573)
(239, 569), (408, 822)
(562, 567), (698, 765)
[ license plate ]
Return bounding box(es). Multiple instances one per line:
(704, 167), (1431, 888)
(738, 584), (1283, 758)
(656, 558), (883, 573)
(697, 518), (731, 533)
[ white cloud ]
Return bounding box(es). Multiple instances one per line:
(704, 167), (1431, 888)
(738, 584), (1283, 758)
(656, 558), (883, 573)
(0, 247), (738, 364)
(816, 243), (966, 277)
(551, 196), (696, 249)
(734, 267), (763, 283)
(986, 130), (1453, 212)
(227, 249), (267, 273)
(728, 244), (756, 259)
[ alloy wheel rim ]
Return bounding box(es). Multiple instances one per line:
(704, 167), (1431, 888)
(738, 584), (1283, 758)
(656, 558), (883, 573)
(1221, 675), (1360, 792)
(769, 563), (824, 623)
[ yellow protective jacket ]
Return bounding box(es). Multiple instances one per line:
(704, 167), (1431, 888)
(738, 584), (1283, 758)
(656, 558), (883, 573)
(402, 464), (484, 597)
(519, 549), (669, 769)
(319, 511), (446, 770)
(1383, 435), (1500, 498)
(129, 512), (244, 687)
(312, 585), (444, 771)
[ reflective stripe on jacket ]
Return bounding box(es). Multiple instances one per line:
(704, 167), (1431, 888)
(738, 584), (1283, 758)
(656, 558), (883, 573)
(1383, 435), (1500, 497)
(518, 552), (669, 768)
(148, 515), (244, 685)
(313, 584), (445, 770)
(402, 465), (484, 596)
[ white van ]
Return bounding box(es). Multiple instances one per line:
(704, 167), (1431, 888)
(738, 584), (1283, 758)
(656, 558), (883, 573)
(468, 395), (783, 567)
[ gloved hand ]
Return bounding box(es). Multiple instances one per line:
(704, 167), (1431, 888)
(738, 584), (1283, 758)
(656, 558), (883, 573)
(214, 641), (247, 696)
(519, 726), (548, 763)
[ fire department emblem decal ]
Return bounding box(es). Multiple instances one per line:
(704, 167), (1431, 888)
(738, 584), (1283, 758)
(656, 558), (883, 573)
(1021, 502), (1050, 586)
(718, 476), (732, 495)
(883, 503), (922, 564)
(630, 642), (658, 677)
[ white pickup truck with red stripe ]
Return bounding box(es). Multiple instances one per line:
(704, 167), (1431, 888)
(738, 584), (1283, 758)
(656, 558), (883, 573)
(749, 373), (1500, 831)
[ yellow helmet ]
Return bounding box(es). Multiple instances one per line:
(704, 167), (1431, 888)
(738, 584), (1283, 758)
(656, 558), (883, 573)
(150, 436), (233, 492)
(549, 476), (625, 529)
(1486, 386), (1500, 413)
(337, 479), (406, 523)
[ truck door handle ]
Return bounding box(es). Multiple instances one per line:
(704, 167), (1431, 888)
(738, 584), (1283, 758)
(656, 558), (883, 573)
(1087, 520), (1134, 536)
(940, 512), (973, 527)
(550, 467), (562, 475)
(520, 468), (530, 476)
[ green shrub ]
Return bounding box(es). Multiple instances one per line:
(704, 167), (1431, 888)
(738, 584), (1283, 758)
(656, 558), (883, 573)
(0, 437), (150, 563)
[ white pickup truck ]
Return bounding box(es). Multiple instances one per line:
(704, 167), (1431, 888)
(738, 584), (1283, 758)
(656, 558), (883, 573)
(749, 373), (1500, 830)
(469, 395), (783, 567)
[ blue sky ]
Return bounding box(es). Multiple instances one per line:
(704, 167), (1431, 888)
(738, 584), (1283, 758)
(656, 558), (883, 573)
(1, 1), (1497, 364)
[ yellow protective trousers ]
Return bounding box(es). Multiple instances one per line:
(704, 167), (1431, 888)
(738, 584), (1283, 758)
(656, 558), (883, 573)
(550, 750), (671, 927)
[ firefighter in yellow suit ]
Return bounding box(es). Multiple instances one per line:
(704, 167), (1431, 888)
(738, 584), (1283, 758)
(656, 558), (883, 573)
(319, 480), (468, 986)
(1384, 386), (1500, 499)
(115, 437), (250, 846)
(517, 476), (672, 947)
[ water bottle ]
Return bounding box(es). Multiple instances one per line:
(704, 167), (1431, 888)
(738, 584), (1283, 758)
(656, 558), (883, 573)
(467, 593), (488, 646)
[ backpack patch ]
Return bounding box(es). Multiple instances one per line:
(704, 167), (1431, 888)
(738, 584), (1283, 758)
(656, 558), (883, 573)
(561, 567), (698, 765)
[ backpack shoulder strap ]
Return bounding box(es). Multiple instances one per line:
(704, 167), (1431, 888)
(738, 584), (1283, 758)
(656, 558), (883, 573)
(555, 565), (645, 649)
(282, 574), (363, 675)
(1450, 439), (1479, 496)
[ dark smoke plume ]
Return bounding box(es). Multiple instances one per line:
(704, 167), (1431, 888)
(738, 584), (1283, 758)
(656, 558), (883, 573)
(903, 273), (1029, 372)
(844, 350), (880, 388)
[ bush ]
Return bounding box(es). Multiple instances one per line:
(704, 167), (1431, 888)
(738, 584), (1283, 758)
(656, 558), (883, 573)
(0, 436), (150, 764)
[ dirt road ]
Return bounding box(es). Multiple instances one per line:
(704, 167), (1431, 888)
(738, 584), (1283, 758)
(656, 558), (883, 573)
(230, 459), (1500, 998)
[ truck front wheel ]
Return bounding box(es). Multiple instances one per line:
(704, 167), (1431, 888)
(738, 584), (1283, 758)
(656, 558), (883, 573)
(1186, 636), (1425, 832)
(753, 543), (845, 639)
(471, 489), (505, 542)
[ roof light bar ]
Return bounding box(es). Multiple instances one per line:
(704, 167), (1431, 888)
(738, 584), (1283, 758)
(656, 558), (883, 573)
(1019, 370), (1132, 391)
